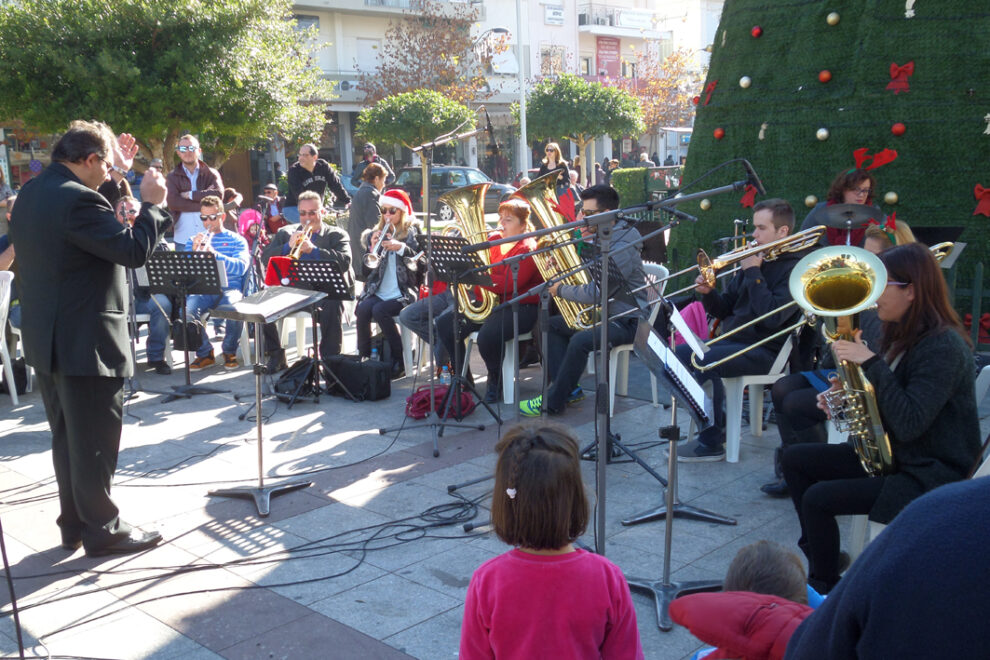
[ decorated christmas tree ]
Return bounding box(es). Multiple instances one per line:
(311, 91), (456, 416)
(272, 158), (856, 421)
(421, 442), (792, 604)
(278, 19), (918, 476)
(674, 0), (990, 317)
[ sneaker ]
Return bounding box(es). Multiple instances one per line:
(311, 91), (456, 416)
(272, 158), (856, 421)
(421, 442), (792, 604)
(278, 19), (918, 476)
(189, 353), (215, 370)
(221, 352), (239, 369)
(519, 395), (543, 417)
(568, 387), (585, 404)
(148, 360), (171, 375)
(665, 439), (726, 463)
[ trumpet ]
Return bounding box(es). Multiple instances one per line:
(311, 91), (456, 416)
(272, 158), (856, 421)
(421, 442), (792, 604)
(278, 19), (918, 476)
(662, 225), (827, 298)
(289, 224), (314, 260)
(363, 224), (394, 269)
(194, 231), (213, 252)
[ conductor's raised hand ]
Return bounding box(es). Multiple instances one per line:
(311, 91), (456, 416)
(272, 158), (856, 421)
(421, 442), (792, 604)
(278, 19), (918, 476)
(139, 166), (167, 206)
(113, 133), (139, 171)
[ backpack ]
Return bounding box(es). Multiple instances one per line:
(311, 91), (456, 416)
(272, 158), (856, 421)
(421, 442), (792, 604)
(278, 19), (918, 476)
(274, 356), (318, 400)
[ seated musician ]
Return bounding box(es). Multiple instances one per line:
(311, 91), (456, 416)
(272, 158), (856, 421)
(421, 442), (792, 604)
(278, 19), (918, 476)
(674, 198), (807, 462)
(261, 190), (353, 371)
(801, 168), (886, 246)
(356, 189), (422, 379)
(781, 243), (980, 594)
(761, 224), (911, 497)
(184, 195), (250, 370)
(436, 198), (542, 403)
(519, 184), (647, 417)
(115, 196), (173, 375)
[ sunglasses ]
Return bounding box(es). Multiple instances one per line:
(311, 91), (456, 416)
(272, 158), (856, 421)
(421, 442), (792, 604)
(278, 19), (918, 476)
(200, 212), (222, 222)
(119, 209), (138, 216)
(176, 145), (198, 153)
(383, 208), (401, 215)
(298, 210), (320, 217)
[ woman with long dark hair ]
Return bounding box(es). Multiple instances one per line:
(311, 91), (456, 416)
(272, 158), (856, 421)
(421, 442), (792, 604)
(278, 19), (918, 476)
(781, 242), (980, 594)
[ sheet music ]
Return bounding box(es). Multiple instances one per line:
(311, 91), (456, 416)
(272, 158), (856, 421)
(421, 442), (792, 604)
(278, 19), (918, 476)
(670, 304), (707, 359)
(646, 330), (706, 410)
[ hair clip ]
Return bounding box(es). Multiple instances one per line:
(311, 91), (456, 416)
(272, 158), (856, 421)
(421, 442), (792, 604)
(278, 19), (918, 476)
(506, 488), (517, 499)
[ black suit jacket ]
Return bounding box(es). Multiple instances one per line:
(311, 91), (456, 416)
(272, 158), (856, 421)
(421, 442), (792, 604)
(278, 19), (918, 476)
(10, 162), (171, 377)
(262, 222), (355, 297)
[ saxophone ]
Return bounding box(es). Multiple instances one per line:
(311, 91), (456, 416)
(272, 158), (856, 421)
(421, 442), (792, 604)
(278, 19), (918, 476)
(791, 245), (894, 475)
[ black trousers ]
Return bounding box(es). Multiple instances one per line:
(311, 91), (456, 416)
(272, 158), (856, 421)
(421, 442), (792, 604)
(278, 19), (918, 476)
(261, 299), (344, 360)
(435, 304), (539, 382)
(771, 372), (828, 447)
(781, 442), (881, 591)
(37, 372), (131, 549)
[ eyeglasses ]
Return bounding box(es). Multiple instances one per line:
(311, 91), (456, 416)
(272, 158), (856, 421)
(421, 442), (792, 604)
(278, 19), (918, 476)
(887, 280), (909, 288)
(298, 210), (320, 217)
(851, 187), (872, 195)
(383, 208), (401, 215)
(100, 156), (113, 170)
(300, 151), (316, 157)
(545, 149), (555, 153)
(199, 212), (222, 222)
(579, 206), (598, 215)
(119, 209), (138, 216)
(176, 145), (198, 153)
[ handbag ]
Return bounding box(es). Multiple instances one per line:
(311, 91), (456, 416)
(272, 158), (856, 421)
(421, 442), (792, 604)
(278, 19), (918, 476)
(405, 383), (476, 420)
(170, 318), (205, 351)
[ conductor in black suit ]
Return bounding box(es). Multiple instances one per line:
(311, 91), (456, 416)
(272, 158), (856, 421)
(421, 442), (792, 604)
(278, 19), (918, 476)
(10, 120), (172, 557)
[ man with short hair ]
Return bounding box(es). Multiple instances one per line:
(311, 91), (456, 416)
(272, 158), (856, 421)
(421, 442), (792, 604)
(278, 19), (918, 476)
(284, 143), (350, 224)
(184, 195), (250, 370)
(673, 198), (807, 462)
(115, 196), (173, 375)
(261, 190), (354, 369)
(257, 182), (287, 234)
(519, 184), (649, 418)
(11, 120), (171, 556)
(350, 142), (395, 188)
(165, 134), (224, 250)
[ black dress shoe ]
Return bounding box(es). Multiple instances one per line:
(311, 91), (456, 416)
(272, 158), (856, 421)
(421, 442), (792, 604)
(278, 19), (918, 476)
(390, 361), (405, 380)
(85, 529), (163, 557)
(760, 478), (790, 498)
(60, 536), (82, 551)
(483, 379), (500, 404)
(148, 360), (172, 375)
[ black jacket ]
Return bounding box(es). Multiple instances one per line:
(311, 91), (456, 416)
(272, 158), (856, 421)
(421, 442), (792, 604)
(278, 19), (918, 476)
(262, 223), (355, 298)
(10, 162), (171, 377)
(286, 159), (351, 208)
(358, 224), (423, 305)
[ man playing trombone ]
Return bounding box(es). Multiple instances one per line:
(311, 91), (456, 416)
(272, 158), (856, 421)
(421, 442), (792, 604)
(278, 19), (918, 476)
(672, 198), (808, 462)
(519, 184), (648, 417)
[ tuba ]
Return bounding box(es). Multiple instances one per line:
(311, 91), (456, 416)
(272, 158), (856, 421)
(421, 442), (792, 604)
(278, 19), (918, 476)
(790, 245), (893, 475)
(511, 172), (596, 329)
(438, 182), (499, 322)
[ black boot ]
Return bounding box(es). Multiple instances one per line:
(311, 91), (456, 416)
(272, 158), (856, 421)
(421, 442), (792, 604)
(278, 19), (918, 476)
(760, 447), (790, 497)
(483, 376), (501, 404)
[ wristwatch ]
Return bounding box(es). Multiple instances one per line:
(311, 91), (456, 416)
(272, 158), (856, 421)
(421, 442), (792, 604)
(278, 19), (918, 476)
(111, 165), (129, 176)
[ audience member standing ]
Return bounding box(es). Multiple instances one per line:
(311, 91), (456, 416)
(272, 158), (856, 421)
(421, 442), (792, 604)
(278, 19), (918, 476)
(165, 134), (224, 250)
(349, 142), (395, 188)
(284, 143), (351, 224)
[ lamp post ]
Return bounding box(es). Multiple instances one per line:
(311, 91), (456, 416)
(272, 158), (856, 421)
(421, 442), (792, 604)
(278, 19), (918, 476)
(515, 0), (528, 176)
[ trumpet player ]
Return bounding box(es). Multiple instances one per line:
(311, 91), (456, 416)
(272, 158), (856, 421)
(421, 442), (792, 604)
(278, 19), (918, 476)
(355, 189), (422, 379)
(184, 195), (250, 370)
(260, 190), (353, 370)
(672, 199), (809, 462)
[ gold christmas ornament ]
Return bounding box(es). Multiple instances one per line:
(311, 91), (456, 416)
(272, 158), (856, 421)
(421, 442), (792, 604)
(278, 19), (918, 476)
(884, 191), (899, 205)
(816, 127), (830, 141)
(739, 76), (752, 89)
(827, 12), (840, 26)
(700, 199), (712, 211)
(805, 195), (819, 208)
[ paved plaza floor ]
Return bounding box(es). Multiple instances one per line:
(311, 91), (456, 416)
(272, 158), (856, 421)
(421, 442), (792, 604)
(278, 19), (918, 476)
(2, 322), (988, 659)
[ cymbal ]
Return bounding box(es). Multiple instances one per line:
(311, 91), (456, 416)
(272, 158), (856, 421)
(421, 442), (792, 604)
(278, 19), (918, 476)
(819, 203), (884, 229)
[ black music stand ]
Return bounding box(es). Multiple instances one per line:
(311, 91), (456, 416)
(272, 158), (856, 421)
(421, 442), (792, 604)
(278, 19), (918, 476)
(428, 234), (502, 435)
(275, 258), (357, 407)
(209, 286), (322, 516)
(624, 318), (732, 631)
(145, 251), (229, 403)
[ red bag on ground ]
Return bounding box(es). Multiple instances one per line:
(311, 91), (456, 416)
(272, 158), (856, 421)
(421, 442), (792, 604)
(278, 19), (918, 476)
(405, 384), (475, 420)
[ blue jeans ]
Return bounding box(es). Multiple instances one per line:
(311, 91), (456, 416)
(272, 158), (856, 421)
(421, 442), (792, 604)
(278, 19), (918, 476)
(186, 289), (243, 357)
(133, 293), (172, 362)
(398, 291), (452, 364)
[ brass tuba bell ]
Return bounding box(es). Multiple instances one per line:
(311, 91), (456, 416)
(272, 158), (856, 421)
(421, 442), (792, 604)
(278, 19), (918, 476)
(511, 172), (597, 329)
(438, 182), (499, 323)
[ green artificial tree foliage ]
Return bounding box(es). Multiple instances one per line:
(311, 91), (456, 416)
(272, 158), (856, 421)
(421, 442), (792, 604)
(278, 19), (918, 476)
(521, 74), (644, 177)
(355, 90), (475, 150)
(677, 0), (990, 309)
(0, 0), (333, 167)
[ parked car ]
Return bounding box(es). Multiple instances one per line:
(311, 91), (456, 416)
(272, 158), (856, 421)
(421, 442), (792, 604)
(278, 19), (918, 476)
(388, 165), (516, 222)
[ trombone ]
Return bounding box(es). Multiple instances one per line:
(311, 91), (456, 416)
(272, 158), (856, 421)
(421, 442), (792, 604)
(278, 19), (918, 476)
(662, 225), (826, 298)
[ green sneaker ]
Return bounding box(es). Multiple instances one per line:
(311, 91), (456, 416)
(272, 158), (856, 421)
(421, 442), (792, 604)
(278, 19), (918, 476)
(519, 396), (543, 417)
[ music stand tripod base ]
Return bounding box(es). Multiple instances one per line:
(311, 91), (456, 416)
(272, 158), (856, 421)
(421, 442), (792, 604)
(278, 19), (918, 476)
(625, 576), (723, 632)
(208, 480), (313, 518)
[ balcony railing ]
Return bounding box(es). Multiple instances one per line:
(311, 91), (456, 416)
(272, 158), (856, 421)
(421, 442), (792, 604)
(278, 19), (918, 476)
(577, 3), (657, 30)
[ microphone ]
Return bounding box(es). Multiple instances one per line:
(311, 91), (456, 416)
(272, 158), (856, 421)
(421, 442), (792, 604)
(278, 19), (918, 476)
(741, 159), (767, 196)
(667, 207), (698, 223)
(483, 107), (499, 156)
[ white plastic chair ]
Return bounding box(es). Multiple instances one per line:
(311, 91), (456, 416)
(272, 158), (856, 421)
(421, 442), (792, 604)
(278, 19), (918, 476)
(279, 310), (312, 359)
(0, 271), (19, 404)
(463, 330), (533, 405)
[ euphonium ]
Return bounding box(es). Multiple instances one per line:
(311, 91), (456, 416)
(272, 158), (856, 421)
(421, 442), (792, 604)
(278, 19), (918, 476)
(790, 245), (893, 476)
(438, 182), (499, 322)
(511, 172), (596, 329)
(289, 224), (314, 260)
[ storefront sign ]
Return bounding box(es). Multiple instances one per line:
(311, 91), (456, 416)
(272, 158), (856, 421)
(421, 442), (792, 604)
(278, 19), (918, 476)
(545, 5), (564, 25)
(616, 10), (654, 30)
(596, 36), (621, 77)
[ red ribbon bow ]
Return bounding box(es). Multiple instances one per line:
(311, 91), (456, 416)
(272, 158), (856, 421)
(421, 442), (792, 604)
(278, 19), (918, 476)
(552, 188), (578, 222)
(739, 184), (758, 208)
(867, 211), (897, 234)
(886, 61), (914, 94)
(852, 147), (898, 171)
(973, 184), (990, 217)
(704, 80), (718, 106)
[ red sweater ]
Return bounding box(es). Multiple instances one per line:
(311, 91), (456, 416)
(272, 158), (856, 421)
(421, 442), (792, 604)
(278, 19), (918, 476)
(483, 234), (543, 305)
(460, 548), (644, 660)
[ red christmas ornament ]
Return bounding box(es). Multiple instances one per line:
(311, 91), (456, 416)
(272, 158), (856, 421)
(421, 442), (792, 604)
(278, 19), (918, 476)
(973, 184), (990, 217)
(739, 184), (758, 208)
(818, 70), (832, 83)
(891, 122), (906, 136)
(692, 95), (700, 105)
(713, 128), (725, 140)
(751, 26), (763, 38)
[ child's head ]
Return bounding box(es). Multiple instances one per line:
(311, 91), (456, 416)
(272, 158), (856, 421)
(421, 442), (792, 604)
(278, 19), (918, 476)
(724, 540), (808, 604)
(491, 422), (589, 550)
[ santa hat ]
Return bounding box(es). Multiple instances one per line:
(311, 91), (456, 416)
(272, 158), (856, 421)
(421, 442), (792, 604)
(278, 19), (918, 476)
(380, 189), (413, 216)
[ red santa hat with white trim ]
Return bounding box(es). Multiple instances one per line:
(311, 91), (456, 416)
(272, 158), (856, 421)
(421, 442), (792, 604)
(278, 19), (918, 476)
(380, 188), (413, 216)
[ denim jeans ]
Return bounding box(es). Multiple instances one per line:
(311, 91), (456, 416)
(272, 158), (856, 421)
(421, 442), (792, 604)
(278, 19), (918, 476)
(186, 289), (243, 357)
(133, 293), (172, 362)
(398, 291), (452, 364)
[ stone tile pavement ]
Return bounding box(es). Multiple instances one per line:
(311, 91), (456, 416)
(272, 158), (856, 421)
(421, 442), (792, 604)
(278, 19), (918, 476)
(1, 324), (987, 659)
